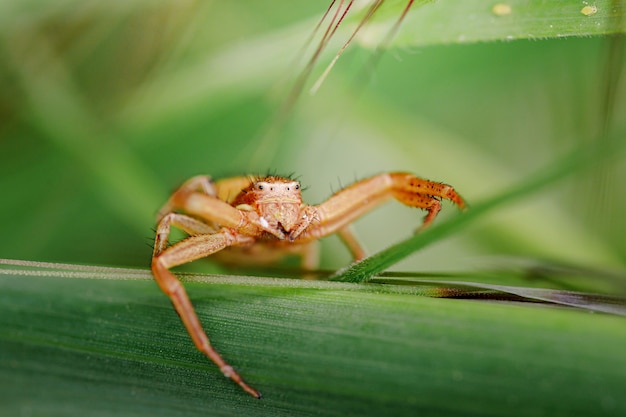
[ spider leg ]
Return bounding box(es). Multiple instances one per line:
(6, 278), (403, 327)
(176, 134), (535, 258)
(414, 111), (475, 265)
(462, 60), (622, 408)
(153, 213), (219, 256)
(152, 222), (260, 398)
(300, 172), (465, 243)
(213, 176), (256, 203)
(299, 241), (320, 271)
(156, 175), (217, 223)
(212, 241), (320, 273)
(337, 225), (367, 261)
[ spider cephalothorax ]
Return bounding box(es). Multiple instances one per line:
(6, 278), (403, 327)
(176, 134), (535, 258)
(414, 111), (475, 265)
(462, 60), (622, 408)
(231, 177), (311, 240)
(152, 172), (466, 398)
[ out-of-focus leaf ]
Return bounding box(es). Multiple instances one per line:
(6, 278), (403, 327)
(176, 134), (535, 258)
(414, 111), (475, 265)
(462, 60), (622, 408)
(355, 0), (625, 48)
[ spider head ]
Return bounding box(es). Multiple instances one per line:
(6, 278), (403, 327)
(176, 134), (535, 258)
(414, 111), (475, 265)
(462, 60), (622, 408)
(250, 177), (303, 234)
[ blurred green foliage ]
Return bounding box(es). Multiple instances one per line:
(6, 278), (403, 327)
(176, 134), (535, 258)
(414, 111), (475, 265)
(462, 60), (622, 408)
(1, 0), (625, 276)
(0, 1), (623, 270)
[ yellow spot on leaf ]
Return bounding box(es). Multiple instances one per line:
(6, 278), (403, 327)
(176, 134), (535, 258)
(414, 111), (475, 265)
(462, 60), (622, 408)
(581, 5), (598, 16)
(492, 3), (512, 16)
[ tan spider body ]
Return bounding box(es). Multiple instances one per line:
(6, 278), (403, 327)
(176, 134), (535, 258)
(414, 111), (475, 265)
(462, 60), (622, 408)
(151, 172), (465, 398)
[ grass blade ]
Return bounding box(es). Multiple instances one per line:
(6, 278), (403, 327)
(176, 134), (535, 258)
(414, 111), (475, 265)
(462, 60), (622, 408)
(1, 265), (626, 416)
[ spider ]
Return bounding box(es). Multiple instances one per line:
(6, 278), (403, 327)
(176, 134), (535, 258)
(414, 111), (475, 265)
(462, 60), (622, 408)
(151, 172), (466, 398)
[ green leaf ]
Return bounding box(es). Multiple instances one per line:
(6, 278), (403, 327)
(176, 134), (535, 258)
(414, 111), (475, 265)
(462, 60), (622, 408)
(355, 0), (626, 47)
(1, 263), (626, 416)
(0, 261), (626, 416)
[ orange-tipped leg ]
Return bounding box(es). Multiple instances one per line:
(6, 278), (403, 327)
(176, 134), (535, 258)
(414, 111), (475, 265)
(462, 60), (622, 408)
(152, 225), (261, 398)
(388, 172), (466, 230)
(300, 172), (466, 250)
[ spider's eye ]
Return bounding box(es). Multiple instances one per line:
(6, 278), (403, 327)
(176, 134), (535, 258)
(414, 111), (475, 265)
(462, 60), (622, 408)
(295, 184), (300, 190)
(257, 184), (264, 190)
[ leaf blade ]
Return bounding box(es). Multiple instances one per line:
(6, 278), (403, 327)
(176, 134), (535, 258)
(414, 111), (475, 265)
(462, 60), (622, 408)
(2, 269), (626, 416)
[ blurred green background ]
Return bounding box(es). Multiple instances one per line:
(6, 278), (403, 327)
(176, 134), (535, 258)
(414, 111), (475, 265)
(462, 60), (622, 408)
(1, 0), (625, 277)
